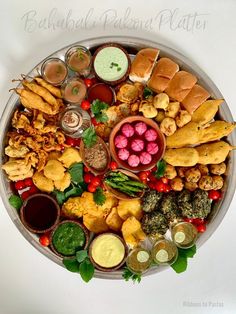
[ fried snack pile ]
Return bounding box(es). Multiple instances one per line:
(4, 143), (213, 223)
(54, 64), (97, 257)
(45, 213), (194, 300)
(62, 192), (146, 247)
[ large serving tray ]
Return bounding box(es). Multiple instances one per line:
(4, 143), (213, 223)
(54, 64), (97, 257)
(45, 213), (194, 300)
(0, 36), (235, 279)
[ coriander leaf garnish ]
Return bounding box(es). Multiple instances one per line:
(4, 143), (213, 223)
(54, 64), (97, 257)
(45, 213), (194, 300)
(122, 267), (142, 283)
(154, 160), (166, 179)
(79, 258), (95, 283)
(91, 99), (109, 123)
(68, 162), (84, 184)
(9, 195), (23, 210)
(81, 126), (97, 148)
(171, 245), (197, 274)
(143, 87), (153, 99)
(72, 86), (79, 95)
(93, 187), (106, 206)
(76, 250), (88, 263)
(53, 190), (66, 206)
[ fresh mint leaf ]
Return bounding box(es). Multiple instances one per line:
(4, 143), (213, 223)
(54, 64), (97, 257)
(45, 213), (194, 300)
(79, 258), (95, 283)
(171, 245), (197, 274)
(91, 99), (109, 123)
(82, 126), (97, 148)
(69, 162), (84, 184)
(154, 160), (166, 179)
(9, 195), (23, 210)
(53, 190), (66, 206)
(76, 250), (88, 263)
(63, 258), (80, 273)
(93, 187), (106, 206)
(65, 185), (83, 199)
(143, 87), (153, 99)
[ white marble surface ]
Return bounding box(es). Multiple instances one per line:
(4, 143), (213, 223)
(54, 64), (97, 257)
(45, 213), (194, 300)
(0, 1), (236, 313)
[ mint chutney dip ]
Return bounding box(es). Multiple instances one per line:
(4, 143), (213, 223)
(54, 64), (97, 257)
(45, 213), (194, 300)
(93, 44), (130, 85)
(51, 221), (87, 256)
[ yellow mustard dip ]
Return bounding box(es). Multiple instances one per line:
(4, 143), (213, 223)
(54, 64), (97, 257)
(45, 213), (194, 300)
(91, 234), (125, 268)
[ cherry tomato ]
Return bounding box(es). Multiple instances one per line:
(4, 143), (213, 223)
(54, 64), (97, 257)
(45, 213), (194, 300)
(184, 217), (194, 223)
(149, 173), (157, 183)
(208, 190), (221, 200)
(109, 161), (118, 170)
(28, 185), (38, 195)
(84, 173), (94, 184)
(24, 178), (34, 187)
(65, 137), (76, 147)
(163, 184), (171, 193)
(84, 166), (90, 173)
(161, 177), (169, 184)
(155, 180), (166, 193)
(81, 100), (91, 111)
(197, 224), (206, 233)
(91, 117), (99, 126)
(87, 183), (97, 193)
(39, 234), (50, 247)
(138, 171), (148, 181)
(151, 166), (157, 172)
(74, 138), (81, 147)
(91, 176), (101, 187)
(15, 180), (25, 190)
(21, 191), (30, 201)
(192, 218), (205, 226)
(148, 182), (156, 190)
(84, 78), (93, 88)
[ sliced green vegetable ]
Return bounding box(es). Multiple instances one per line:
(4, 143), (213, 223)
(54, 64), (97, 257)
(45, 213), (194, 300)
(9, 195), (23, 210)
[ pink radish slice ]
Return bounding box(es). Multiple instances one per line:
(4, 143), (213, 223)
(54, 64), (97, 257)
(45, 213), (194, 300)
(144, 129), (158, 142)
(140, 152), (152, 165)
(135, 122), (147, 136)
(118, 148), (130, 161)
(128, 154), (140, 167)
(131, 139), (145, 152)
(147, 142), (159, 155)
(115, 135), (128, 148)
(121, 123), (135, 137)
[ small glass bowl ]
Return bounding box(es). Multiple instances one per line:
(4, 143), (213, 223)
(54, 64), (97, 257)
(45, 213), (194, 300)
(61, 77), (87, 104)
(59, 105), (91, 138)
(171, 221), (198, 249)
(65, 45), (92, 77)
(126, 247), (152, 274)
(41, 57), (68, 86)
(151, 239), (178, 266)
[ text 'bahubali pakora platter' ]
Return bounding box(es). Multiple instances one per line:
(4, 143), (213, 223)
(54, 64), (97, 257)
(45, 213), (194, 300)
(0, 36), (236, 282)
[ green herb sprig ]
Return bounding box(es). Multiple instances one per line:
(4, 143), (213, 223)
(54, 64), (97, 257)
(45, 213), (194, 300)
(154, 160), (166, 179)
(122, 267), (142, 283)
(81, 126), (97, 148)
(143, 87), (153, 99)
(63, 249), (95, 283)
(93, 187), (106, 206)
(171, 245), (197, 273)
(91, 99), (109, 123)
(9, 195), (23, 210)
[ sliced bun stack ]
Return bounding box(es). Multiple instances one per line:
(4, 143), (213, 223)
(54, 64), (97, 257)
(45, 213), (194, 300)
(181, 84), (210, 114)
(129, 48), (159, 84)
(147, 57), (179, 93)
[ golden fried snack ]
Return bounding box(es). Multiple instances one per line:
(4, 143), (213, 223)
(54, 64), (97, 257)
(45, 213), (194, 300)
(22, 80), (60, 111)
(160, 117), (177, 136)
(164, 148), (199, 167)
(185, 168), (201, 183)
(105, 207), (123, 232)
(164, 164), (177, 179)
(54, 172), (71, 191)
(175, 110), (192, 128)
(170, 177), (184, 191)
(196, 141), (234, 165)
(117, 199), (143, 221)
(48, 151), (62, 160)
(58, 147), (82, 168)
(166, 121), (236, 148)
(139, 101), (157, 118)
(184, 181), (198, 192)
(153, 93), (169, 110)
(16, 88), (59, 115)
(34, 77), (62, 98)
(121, 216), (146, 248)
(198, 176), (213, 190)
(43, 160), (65, 181)
(209, 163), (226, 175)
(155, 110), (165, 123)
(12, 110), (30, 128)
(197, 164), (209, 176)
(62, 197), (84, 218)
(5, 145), (29, 158)
(37, 150), (48, 171)
(165, 102), (180, 118)
(212, 175), (224, 190)
(2, 159), (31, 177)
(191, 99), (224, 126)
(32, 171), (54, 193)
(33, 112), (45, 130)
(83, 210), (109, 234)
(117, 83), (139, 104)
(9, 169), (34, 182)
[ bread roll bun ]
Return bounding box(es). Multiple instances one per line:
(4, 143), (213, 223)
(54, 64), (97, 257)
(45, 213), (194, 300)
(181, 84), (210, 114)
(129, 48), (159, 83)
(165, 71), (197, 102)
(147, 57), (179, 93)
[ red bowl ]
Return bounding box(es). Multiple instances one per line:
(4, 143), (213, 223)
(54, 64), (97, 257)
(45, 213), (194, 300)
(109, 116), (166, 172)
